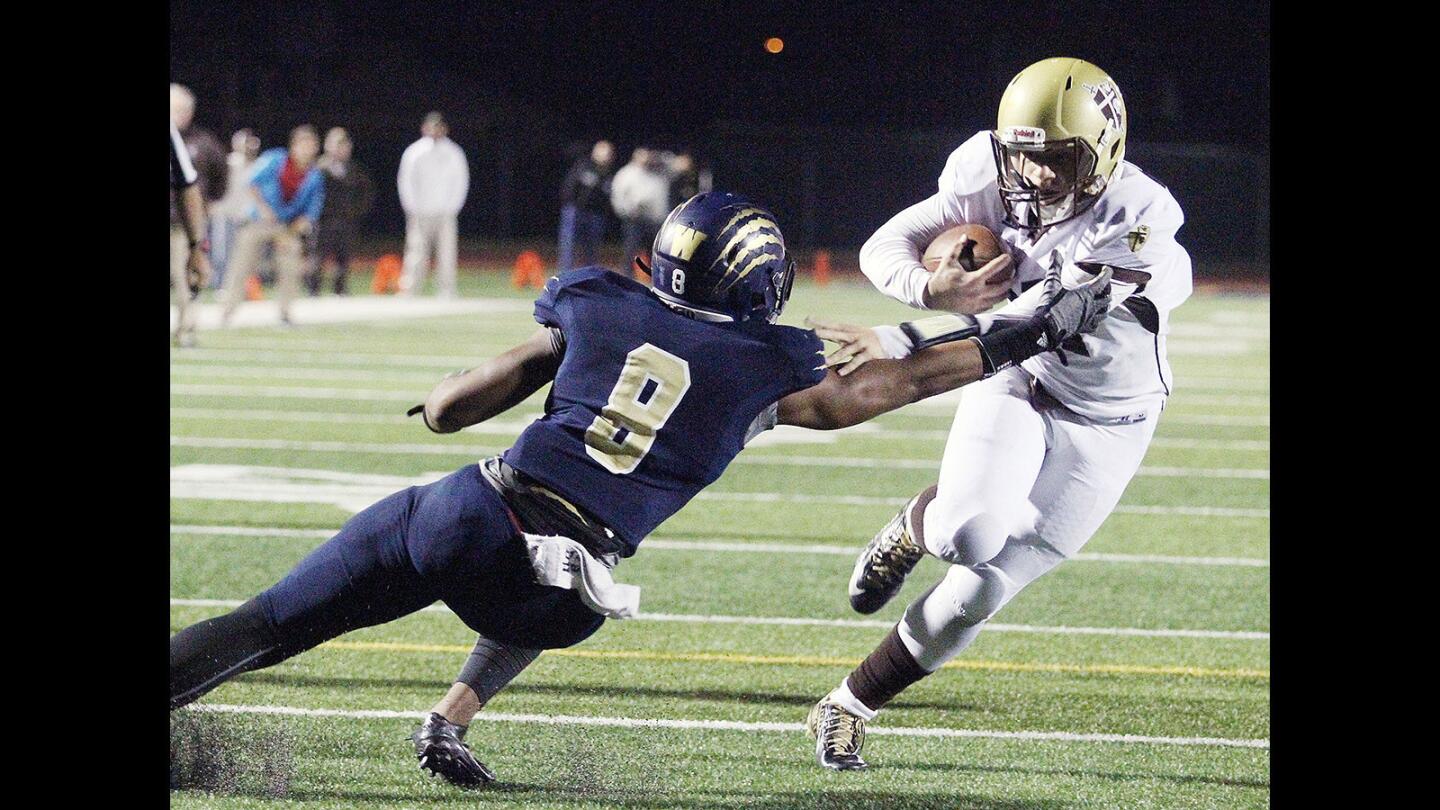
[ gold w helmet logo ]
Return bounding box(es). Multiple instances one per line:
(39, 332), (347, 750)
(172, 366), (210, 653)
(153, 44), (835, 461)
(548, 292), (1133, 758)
(666, 225), (707, 261)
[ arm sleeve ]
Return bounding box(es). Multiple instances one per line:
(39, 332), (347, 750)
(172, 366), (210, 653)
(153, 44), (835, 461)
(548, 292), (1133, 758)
(857, 192), (954, 309)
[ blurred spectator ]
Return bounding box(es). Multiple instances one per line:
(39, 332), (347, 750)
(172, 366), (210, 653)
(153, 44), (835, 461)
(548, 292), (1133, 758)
(212, 128), (262, 289)
(170, 119), (213, 348)
(169, 84), (226, 300)
(307, 127), (374, 296)
(610, 148), (672, 270)
(557, 139), (615, 273)
(668, 152), (698, 207)
(221, 125), (326, 326)
(398, 111), (468, 299)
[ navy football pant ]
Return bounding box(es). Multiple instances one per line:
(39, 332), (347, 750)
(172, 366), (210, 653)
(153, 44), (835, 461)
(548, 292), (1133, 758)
(170, 464), (606, 708)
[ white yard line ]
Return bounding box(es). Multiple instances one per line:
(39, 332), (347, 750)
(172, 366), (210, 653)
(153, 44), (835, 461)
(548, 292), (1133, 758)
(171, 353), (1272, 392)
(170, 296), (530, 332)
(168, 436), (1269, 480)
(1166, 324), (1269, 340)
(172, 348), (482, 367)
(168, 464), (1270, 518)
(185, 703), (1270, 749)
(170, 365), (444, 384)
(170, 360), (1270, 393)
(1146, 413), (1269, 427)
(168, 524), (1270, 569)
(169, 598), (1266, 641)
(167, 408), (1268, 451)
(881, 411), (1270, 427)
(171, 384), (421, 401)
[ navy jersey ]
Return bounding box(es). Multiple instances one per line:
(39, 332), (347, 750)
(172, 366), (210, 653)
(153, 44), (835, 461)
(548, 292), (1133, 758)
(503, 267), (825, 555)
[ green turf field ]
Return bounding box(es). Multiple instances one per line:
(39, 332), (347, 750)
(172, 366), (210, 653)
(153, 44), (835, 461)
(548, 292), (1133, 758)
(170, 271), (1270, 808)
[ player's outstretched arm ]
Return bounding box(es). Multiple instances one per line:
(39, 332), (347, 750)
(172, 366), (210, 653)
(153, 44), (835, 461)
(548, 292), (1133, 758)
(780, 270), (1112, 430)
(777, 337), (990, 429)
(410, 328), (563, 433)
(777, 341), (984, 430)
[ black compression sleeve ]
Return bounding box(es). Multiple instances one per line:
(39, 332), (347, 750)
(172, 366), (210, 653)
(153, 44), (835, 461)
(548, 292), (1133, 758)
(971, 318), (1048, 377)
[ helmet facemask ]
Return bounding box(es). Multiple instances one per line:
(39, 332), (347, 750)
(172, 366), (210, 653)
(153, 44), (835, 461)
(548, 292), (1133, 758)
(990, 133), (1105, 233)
(765, 255), (796, 323)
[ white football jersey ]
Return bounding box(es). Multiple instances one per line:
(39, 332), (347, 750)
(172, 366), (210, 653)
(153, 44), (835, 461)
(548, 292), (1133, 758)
(860, 130), (1193, 422)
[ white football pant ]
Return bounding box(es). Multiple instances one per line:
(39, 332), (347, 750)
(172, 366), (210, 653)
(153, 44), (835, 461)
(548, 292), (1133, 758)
(898, 367), (1159, 671)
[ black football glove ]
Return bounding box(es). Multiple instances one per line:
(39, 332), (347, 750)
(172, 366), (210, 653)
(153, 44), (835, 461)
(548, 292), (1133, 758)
(1037, 267), (1112, 365)
(971, 268), (1112, 376)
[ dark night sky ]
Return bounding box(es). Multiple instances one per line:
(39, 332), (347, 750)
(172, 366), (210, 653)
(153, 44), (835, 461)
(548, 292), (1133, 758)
(172, 0), (1268, 145)
(170, 0), (1269, 255)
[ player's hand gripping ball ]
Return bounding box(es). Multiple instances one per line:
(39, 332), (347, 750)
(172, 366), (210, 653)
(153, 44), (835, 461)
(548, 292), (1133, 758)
(921, 224), (1014, 313)
(922, 224), (1006, 272)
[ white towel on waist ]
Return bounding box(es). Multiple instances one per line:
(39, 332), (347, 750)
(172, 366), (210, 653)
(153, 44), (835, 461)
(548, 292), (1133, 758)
(523, 533), (640, 620)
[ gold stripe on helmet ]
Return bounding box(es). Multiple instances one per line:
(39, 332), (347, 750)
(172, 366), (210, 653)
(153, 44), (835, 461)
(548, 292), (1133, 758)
(708, 212), (776, 274)
(721, 241), (784, 290)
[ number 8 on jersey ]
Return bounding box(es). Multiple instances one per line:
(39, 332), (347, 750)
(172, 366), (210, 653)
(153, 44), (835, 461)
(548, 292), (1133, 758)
(584, 343), (693, 474)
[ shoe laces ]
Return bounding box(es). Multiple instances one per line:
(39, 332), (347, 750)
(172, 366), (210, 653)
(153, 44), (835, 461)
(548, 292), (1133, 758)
(866, 521), (923, 583)
(821, 705), (865, 755)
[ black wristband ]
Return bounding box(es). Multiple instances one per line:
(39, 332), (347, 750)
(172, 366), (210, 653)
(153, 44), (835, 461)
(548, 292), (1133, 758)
(972, 318), (1047, 377)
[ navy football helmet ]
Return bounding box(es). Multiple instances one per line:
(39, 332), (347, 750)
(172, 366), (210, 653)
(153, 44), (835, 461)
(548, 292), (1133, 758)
(646, 191), (795, 323)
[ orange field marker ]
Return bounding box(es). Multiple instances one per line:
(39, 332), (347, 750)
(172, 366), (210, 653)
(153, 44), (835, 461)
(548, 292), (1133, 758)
(371, 254), (403, 294)
(513, 250), (546, 289)
(813, 250), (832, 286)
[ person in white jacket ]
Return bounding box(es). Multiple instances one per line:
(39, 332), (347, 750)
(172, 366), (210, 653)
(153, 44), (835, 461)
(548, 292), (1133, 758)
(398, 112), (469, 298)
(609, 148), (674, 271)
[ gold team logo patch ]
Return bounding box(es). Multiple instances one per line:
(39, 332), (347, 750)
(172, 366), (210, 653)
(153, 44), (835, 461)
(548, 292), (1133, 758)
(1125, 225), (1150, 253)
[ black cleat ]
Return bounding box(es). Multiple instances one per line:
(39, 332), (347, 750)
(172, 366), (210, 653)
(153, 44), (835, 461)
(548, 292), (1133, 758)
(848, 486), (935, 614)
(805, 699), (868, 771)
(411, 712), (496, 788)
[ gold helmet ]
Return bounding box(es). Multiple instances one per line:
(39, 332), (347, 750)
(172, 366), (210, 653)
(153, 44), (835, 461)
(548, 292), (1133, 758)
(991, 58), (1127, 231)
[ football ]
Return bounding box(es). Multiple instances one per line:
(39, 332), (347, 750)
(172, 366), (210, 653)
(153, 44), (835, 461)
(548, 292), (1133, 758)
(922, 224), (1006, 272)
